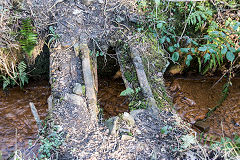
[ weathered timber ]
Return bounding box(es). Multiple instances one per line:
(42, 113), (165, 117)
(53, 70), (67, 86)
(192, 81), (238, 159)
(116, 49), (132, 89)
(80, 41), (98, 122)
(130, 46), (160, 118)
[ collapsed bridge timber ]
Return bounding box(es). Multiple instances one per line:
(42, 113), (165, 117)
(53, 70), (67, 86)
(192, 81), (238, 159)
(20, 0), (201, 159)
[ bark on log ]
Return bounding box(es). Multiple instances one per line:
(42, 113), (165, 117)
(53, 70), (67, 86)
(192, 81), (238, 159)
(130, 47), (160, 118)
(80, 42), (98, 122)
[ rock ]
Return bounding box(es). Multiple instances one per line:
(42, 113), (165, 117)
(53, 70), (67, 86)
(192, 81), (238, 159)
(119, 128), (130, 133)
(82, 0), (95, 6)
(105, 117), (119, 136)
(194, 120), (210, 132)
(122, 112), (135, 126)
(128, 13), (140, 23)
(135, 129), (141, 135)
(64, 93), (85, 106)
(121, 135), (134, 141)
(47, 95), (53, 111)
(169, 64), (184, 75)
(130, 109), (145, 118)
(73, 83), (83, 96)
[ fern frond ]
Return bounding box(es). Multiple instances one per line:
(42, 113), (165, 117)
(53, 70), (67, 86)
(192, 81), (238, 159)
(19, 18), (38, 57)
(187, 6), (212, 27)
(18, 61), (27, 73)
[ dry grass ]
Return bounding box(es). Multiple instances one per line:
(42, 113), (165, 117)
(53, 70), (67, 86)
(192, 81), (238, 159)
(0, 0), (22, 78)
(0, 0), (43, 80)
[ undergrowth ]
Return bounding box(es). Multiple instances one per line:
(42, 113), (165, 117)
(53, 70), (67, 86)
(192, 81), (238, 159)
(136, 0), (240, 159)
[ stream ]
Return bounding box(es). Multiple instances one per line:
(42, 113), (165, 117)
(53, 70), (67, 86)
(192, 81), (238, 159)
(166, 77), (240, 139)
(0, 77), (239, 158)
(0, 80), (50, 159)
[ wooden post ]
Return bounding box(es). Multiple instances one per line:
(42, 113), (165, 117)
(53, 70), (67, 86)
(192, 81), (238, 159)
(29, 102), (42, 131)
(130, 46), (160, 118)
(80, 41), (98, 122)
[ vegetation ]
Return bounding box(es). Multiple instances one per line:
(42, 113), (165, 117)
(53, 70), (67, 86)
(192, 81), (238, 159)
(135, 0), (240, 158)
(137, 0), (239, 76)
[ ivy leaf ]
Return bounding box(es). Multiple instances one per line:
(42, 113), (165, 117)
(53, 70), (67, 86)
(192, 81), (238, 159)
(226, 51), (235, 62)
(180, 48), (190, 53)
(198, 46), (207, 52)
(171, 52), (179, 62)
(204, 53), (210, 63)
(186, 55), (193, 67)
(168, 46), (176, 52)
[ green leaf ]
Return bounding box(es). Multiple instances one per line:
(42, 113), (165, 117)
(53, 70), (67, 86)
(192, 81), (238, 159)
(198, 57), (201, 72)
(166, 37), (171, 43)
(204, 53), (210, 63)
(157, 23), (163, 29)
(159, 36), (165, 44)
(168, 46), (175, 52)
(229, 47), (236, 53)
(191, 48), (196, 54)
(120, 88), (135, 96)
(185, 55), (193, 67)
(216, 54), (221, 66)
(171, 52), (179, 62)
(233, 24), (239, 31)
(180, 48), (190, 53)
(221, 46), (228, 55)
(226, 51), (235, 62)
(209, 48), (216, 54)
(212, 54), (216, 68)
(198, 46), (207, 52)
(191, 40), (198, 46)
(174, 43), (180, 48)
(154, 0), (160, 6)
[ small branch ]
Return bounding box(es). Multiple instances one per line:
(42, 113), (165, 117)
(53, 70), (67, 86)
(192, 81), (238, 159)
(178, 3), (195, 43)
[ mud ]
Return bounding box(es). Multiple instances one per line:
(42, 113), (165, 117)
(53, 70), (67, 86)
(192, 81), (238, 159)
(166, 77), (240, 139)
(98, 77), (129, 119)
(0, 80), (50, 159)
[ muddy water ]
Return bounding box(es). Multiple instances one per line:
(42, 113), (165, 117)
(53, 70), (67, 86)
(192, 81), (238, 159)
(166, 77), (240, 138)
(98, 78), (129, 119)
(0, 81), (50, 158)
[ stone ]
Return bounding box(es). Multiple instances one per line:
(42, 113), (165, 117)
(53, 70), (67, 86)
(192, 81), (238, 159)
(82, 0), (95, 6)
(119, 128), (130, 134)
(130, 109), (145, 118)
(98, 0), (104, 4)
(121, 135), (134, 141)
(47, 95), (53, 117)
(105, 117), (119, 136)
(73, 83), (83, 96)
(64, 93), (85, 106)
(122, 112), (135, 126)
(135, 129), (141, 135)
(194, 120), (210, 132)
